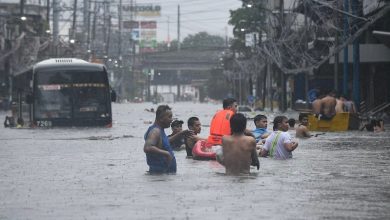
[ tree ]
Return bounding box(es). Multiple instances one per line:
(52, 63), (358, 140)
(228, 1), (267, 56)
(181, 32), (225, 49)
(157, 40), (179, 51)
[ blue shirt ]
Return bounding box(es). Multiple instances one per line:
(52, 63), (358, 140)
(144, 124), (177, 173)
(252, 128), (268, 143)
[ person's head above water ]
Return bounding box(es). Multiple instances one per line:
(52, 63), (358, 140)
(155, 105), (173, 129)
(170, 119), (183, 134)
(288, 118), (296, 128)
(273, 116), (289, 131)
(298, 114), (309, 126)
(187, 116), (201, 134)
(223, 98), (238, 113)
(230, 113), (247, 134)
(254, 114), (267, 128)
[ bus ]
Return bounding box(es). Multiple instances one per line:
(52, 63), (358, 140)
(12, 58), (115, 127)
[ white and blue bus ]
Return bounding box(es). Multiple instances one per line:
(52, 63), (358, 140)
(12, 58), (115, 127)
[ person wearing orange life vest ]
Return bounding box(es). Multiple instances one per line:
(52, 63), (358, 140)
(207, 98), (238, 145)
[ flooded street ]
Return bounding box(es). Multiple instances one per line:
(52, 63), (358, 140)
(1, 102), (390, 219)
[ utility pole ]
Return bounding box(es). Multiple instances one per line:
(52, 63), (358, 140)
(279, 0), (286, 112)
(83, 0), (89, 46)
(334, 12), (339, 90)
(91, 2), (99, 54)
(53, 0), (59, 56)
(266, 59), (272, 111)
(118, 0), (124, 97)
(225, 26), (228, 47)
(105, 15), (111, 57)
(176, 4), (181, 101)
(239, 71), (242, 104)
(129, 0), (135, 99)
(167, 16), (170, 47)
(118, 0), (122, 59)
(333, 0), (342, 91)
(72, 0), (77, 41)
(103, 1), (107, 55)
(86, 0), (91, 60)
(343, 0), (349, 96)
(20, 0), (25, 16)
(304, 0), (310, 109)
(351, 0), (360, 111)
(47, 0), (50, 28)
(177, 5), (181, 51)
(20, 0), (25, 35)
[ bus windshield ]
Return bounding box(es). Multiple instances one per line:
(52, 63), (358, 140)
(34, 69), (109, 119)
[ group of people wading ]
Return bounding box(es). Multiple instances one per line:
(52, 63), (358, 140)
(143, 98), (300, 175)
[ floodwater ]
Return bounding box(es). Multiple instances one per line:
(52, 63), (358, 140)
(1, 102), (390, 219)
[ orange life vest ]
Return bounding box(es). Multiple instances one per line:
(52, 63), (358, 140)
(207, 109), (234, 145)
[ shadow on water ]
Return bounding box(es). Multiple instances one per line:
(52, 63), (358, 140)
(1, 102), (390, 219)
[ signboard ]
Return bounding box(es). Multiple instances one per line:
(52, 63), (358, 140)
(124, 20), (157, 53)
(131, 30), (140, 40)
(141, 30), (156, 40)
(140, 21), (157, 29)
(245, 32), (259, 47)
(122, 4), (161, 17)
(123, 20), (139, 29)
(363, 0), (386, 15)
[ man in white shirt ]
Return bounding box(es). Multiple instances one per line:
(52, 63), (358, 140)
(260, 116), (298, 159)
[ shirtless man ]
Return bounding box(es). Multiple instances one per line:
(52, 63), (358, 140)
(296, 114), (311, 138)
(312, 90), (336, 118)
(220, 113), (259, 175)
(320, 93), (337, 119)
(312, 97), (322, 116)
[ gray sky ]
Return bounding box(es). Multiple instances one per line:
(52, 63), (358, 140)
(3, 0), (242, 42)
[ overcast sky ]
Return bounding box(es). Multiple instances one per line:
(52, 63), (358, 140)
(3, 0), (242, 42)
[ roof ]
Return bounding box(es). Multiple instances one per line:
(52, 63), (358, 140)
(34, 58), (105, 72)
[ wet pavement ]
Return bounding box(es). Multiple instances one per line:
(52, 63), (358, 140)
(1, 102), (390, 219)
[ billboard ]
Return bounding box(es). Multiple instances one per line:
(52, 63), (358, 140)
(123, 20), (139, 29)
(131, 30), (140, 41)
(122, 4), (161, 17)
(140, 21), (157, 29)
(123, 20), (157, 53)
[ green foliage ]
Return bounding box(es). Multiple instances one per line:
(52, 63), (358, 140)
(181, 32), (225, 49)
(157, 40), (178, 51)
(229, 1), (267, 54)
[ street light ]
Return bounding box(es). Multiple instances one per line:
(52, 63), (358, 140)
(20, 16), (27, 21)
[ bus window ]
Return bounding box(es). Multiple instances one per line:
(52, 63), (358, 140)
(34, 71), (72, 119)
(72, 70), (109, 118)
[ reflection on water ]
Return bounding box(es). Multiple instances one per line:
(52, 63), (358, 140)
(0, 102), (390, 219)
